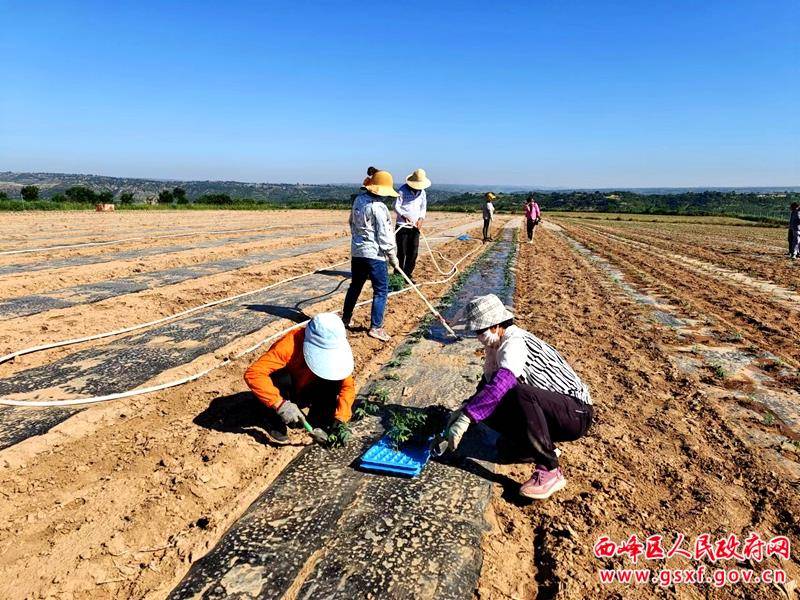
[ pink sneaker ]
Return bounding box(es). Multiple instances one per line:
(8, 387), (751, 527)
(520, 465), (567, 500)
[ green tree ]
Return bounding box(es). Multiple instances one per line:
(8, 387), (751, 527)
(197, 193), (233, 205)
(97, 190), (114, 204)
(172, 187), (187, 203)
(0, 191), (8, 201)
(158, 189), (174, 204)
(64, 186), (98, 203)
(20, 185), (39, 201)
(119, 192), (135, 205)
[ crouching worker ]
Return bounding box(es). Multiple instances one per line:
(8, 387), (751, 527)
(244, 313), (355, 443)
(446, 294), (593, 500)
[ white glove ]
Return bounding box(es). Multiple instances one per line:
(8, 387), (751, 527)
(277, 401), (303, 426)
(386, 250), (400, 271)
(446, 409), (471, 452)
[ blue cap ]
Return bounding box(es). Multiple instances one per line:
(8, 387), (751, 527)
(303, 313), (354, 381)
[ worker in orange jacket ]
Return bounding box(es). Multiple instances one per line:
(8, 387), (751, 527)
(245, 313), (355, 440)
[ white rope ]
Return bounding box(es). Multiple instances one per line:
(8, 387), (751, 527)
(0, 257), (349, 366)
(0, 225), (280, 256)
(0, 223), (483, 407)
(0, 221), (465, 366)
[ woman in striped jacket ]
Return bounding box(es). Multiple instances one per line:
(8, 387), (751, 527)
(446, 294), (593, 500)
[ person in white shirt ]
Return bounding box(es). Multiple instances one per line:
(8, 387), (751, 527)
(483, 192), (496, 242)
(394, 168), (430, 280)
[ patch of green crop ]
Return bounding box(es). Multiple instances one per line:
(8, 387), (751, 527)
(383, 373), (400, 381)
(762, 412), (776, 426)
(388, 273), (406, 292)
(352, 386), (391, 421)
(710, 363), (727, 379)
(386, 407), (429, 449)
(327, 421), (353, 447)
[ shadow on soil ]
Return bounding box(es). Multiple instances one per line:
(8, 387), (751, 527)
(244, 304), (310, 323)
(193, 392), (304, 447)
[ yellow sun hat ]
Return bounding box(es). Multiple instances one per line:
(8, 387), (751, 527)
(405, 168), (432, 190)
(485, 192), (497, 201)
(365, 170), (399, 198)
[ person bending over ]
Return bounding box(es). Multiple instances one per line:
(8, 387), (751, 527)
(446, 294), (593, 500)
(244, 313), (355, 441)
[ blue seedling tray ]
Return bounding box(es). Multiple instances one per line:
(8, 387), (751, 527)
(359, 435), (432, 477)
(457, 234), (471, 241)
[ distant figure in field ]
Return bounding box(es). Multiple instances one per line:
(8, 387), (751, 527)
(524, 194), (541, 243)
(483, 192), (496, 242)
(789, 202), (800, 260)
(342, 170), (400, 342)
(394, 168), (430, 281)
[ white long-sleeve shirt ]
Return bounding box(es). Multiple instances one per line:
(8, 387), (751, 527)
(395, 184), (427, 226)
(349, 192), (396, 261)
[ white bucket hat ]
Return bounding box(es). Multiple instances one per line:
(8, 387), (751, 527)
(303, 313), (354, 380)
(405, 168), (431, 190)
(465, 294), (514, 331)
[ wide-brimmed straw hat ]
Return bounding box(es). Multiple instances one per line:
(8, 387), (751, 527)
(303, 313), (354, 381)
(405, 168), (431, 190)
(465, 294), (514, 331)
(365, 170), (399, 198)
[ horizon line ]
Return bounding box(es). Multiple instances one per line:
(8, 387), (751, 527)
(1, 169), (798, 191)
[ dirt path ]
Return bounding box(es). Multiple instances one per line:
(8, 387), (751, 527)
(0, 221), (495, 600)
(477, 226), (799, 599)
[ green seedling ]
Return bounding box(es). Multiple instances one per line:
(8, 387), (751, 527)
(388, 273), (406, 292)
(386, 407), (429, 449)
(353, 399), (380, 421)
(353, 386), (391, 421)
(762, 412), (776, 427)
(370, 387), (390, 404)
(383, 373), (400, 381)
(385, 358), (402, 368)
(711, 363), (727, 379)
(327, 421), (353, 448)
(397, 347), (412, 358)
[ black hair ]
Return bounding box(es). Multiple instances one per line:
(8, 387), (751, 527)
(499, 318), (514, 329)
(792, 202), (799, 210)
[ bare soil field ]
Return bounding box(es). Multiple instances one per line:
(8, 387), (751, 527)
(0, 211), (798, 599)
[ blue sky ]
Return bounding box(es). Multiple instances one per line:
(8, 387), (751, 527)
(1, 1), (798, 187)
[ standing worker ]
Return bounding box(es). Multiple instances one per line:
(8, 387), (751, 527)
(445, 294), (593, 500)
(244, 313), (355, 441)
(483, 192), (496, 242)
(789, 202), (800, 259)
(394, 168), (431, 281)
(524, 194), (541, 243)
(342, 170), (401, 342)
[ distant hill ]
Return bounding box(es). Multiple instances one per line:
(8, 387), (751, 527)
(0, 171), (475, 204)
(0, 171), (796, 220)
